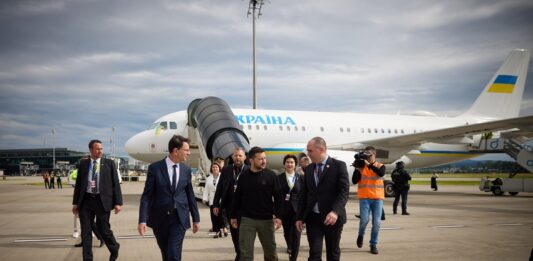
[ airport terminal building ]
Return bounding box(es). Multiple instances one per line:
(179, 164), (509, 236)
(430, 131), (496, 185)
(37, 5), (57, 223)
(0, 148), (127, 176)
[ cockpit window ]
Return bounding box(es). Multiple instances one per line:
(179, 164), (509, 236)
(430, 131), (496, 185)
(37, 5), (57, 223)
(159, 122), (168, 130)
(169, 121), (177, 130)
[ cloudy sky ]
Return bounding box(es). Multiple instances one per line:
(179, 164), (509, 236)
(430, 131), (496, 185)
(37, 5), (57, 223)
(1, 0), (532, 159)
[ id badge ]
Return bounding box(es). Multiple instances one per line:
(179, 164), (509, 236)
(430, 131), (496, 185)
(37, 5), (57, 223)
(90, 180), (96, 188)
(285, 194), (290, 201)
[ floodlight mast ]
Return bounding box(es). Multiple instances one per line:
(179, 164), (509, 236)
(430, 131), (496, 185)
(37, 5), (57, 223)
(247, 0), (265, 109)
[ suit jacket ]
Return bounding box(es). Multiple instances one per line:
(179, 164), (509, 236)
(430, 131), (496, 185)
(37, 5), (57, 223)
(213, 164), (249, 210)
(277, 172), (304, 218)
(138, 159), (200, 230)
(297, 157), (349, 225)
(72, 158), (123, 212)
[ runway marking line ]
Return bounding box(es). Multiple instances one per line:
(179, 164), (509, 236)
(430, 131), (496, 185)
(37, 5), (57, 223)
(431, 225), (465, 228)
(14, 238), (68, 243)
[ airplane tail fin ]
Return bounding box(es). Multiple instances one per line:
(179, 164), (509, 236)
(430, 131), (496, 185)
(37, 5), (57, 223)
(460, 49), (530, 120)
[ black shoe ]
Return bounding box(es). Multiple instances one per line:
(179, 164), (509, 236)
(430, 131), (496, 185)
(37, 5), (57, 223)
(355, 214), (361, 219)
(370, 245), (379, 254)
(74, 242), (83, 247)
(99, 240), (104, 247)
(402, 212), (410, 215)
(110, 243), (120, 261)
(381, 214), (386, 221)
(356, 235), (363, 248)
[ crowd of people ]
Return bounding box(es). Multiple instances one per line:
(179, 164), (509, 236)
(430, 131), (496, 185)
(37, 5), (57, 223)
(69, 135), (420, 261)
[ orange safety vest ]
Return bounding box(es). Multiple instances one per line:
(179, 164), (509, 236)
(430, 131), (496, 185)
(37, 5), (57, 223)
(357, 162), (384, 200)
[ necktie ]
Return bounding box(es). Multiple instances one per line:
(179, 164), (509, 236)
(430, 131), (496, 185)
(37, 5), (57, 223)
(172, 164), (177, 192)
(317, 163), (324, 182)
(91, 160), (98, 193)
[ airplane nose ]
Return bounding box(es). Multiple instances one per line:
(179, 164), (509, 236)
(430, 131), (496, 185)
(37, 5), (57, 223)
(125, 132), (142, 156)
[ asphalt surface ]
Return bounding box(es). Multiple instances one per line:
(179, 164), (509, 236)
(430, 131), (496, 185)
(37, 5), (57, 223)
(1, 176), (532, 261)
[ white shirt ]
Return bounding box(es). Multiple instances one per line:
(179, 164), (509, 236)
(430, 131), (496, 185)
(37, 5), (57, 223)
(165, 157), (179, 189)
(286, 172), (296, 189)
(86, 158), (101, 193)
(203, 174), (220, 205)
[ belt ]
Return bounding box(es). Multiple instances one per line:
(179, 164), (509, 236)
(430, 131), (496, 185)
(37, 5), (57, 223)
(167, 208), (177, 215)
(86, 193), (99, 198)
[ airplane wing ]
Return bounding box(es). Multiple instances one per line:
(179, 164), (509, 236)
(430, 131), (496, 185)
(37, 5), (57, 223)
(330, 115), (533, 150)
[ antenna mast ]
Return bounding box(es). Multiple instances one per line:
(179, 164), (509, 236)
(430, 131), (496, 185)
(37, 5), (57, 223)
(247, 0), (265, 109)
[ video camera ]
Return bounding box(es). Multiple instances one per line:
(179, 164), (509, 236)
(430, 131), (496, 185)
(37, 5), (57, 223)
(352, 151), (372, 168)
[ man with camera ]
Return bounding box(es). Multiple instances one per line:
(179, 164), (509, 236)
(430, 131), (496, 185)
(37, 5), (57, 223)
(352, 146), (386, 255)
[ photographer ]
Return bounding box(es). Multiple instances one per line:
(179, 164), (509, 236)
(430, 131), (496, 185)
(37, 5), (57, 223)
(391, 161), (411, 215)
(352, 146), (385, 255)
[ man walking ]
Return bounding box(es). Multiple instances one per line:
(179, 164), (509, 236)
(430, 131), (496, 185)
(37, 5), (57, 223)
(213, 147), (248, 261)
(138, 135), (200, 261)
(72, 139), (123, 261)
(353, 146), (386, 254)
(230, 146), (283, 261)
(391, 161), (411, 215)
(296, 137), (349, 261)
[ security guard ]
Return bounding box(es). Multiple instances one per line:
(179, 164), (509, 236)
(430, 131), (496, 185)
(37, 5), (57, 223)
(391, 161), (411, 215)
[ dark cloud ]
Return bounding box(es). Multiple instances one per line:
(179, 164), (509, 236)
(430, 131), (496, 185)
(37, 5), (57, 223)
(1, 0), (532, 157)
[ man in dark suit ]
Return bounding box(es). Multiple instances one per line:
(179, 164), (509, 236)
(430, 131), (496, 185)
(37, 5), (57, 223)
(277, 154), (304, 261)
(72, 139), (123, 261)
(296, 137), (349, 261)
(212, 147), (248, 261)
(138, 135), (200, 261)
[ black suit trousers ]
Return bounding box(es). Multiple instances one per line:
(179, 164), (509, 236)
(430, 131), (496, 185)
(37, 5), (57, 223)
(79, 195), (119, 261)
(281, 211), (301, 261)
(152, 212), (186, 261)
(306, 212), (343, 261)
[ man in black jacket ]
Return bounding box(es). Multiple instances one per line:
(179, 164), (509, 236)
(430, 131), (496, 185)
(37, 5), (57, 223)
(391, 161), (411, 215)
(296, 137), (349, 261)
(72, 140), (123, 261)
(213, 147), (248, 261)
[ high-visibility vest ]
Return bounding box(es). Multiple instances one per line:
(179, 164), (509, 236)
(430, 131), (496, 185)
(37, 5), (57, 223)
(357, 162), (384, 200)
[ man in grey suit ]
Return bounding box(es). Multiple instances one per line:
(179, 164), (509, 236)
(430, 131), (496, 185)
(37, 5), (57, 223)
(72, 139), (123, 261)
(138, 135), (200, 261)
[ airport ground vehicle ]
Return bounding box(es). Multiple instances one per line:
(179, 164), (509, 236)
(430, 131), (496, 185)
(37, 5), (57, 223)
(479, 177), (533, 196)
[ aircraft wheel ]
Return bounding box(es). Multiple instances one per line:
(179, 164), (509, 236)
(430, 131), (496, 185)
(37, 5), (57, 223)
(384, 181), (395, 197)
(509, 192), (519, 196)
(492, 187), (504, 196)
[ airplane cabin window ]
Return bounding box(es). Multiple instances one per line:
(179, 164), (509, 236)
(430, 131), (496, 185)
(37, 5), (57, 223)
(294, 126), (298, 131)
(381, 128), (384, 133)
(387, 129), (391, 133)
(302, 126), (306, 131)
(401, 129), (405, 134)
(320, 127), (324, 132)
(256, 125), (260, 130)
(247, 125), (252, 130)
(286, 126), (291, 131)
(340, 127), (344, 132)
(279, 126), (283, 131)
(361, 128), (364, 133)
(368, 128), (371, 133)
(347, 128), (351, 132)
(170, 122), (177, 129)
(374, 128), (378, 133)
(263, 125), (267, 130)
(394, 129), (398, 134)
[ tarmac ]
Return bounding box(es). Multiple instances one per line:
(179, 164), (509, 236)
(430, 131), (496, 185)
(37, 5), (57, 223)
(1, 176), (532, 261)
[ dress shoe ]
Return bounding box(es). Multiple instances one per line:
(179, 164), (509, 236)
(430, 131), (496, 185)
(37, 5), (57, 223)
(74, 242), (83, 247)
(370, 245), (379, 254)
(402, 212), (410, 215)
(355, 214), (361, 219)
(356, 235), (363, 248)
(99, 240), (104, 247)
(110, 243), (120, 261)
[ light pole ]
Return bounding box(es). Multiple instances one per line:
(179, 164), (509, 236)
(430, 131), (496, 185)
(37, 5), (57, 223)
(51, 128), (56, 170)
(248, 0), (265, 109)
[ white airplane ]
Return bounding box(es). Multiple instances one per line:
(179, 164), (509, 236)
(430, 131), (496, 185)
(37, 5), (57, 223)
(125, 49), (533, 178)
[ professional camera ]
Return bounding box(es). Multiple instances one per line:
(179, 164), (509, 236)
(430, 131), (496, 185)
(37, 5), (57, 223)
(352, 151), (372, 168)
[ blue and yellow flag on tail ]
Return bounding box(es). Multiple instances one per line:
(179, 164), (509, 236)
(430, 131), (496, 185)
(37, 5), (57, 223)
(488, 74), (517, 93)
